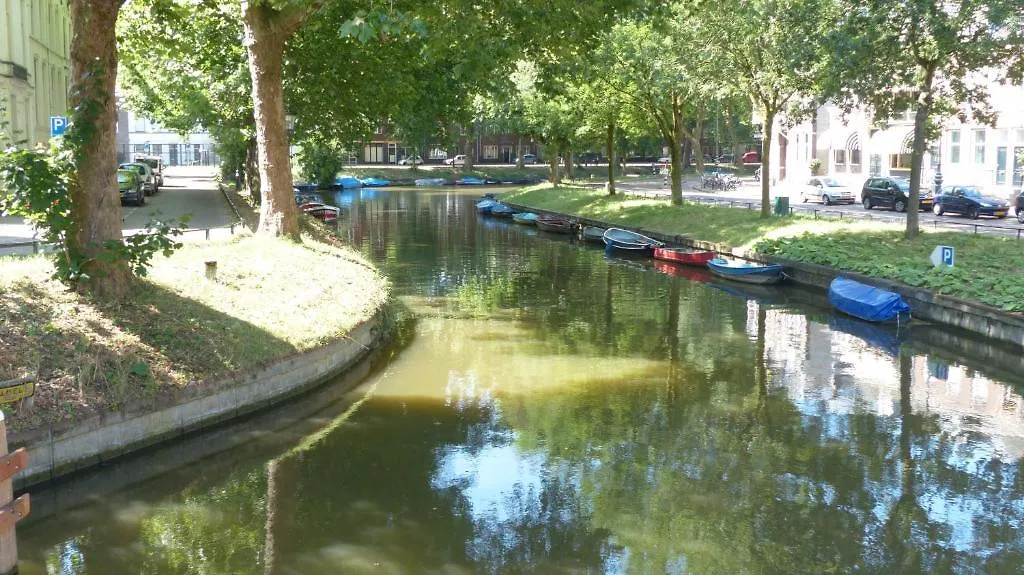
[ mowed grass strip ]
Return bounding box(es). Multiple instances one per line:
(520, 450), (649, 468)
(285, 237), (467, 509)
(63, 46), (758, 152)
(504, 184), (1024, 312)
(0, 233), (389, 432)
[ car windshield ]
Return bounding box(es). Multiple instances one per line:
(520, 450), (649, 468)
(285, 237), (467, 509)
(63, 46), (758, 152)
(820, 178), (841, 187)
(892, 180), (909, 192)
(121, 164), (144, 174)
(959, 187), (982, 198)
(136, 158), (158, 169)
(117, 173), (130, 183)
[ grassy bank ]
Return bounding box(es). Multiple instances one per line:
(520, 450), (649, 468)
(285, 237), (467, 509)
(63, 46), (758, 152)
(0, 232), (389, 433)
(504, 184), (1024, 312)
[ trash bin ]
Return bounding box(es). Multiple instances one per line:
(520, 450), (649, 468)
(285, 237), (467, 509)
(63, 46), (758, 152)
(773, 196), (790, 216)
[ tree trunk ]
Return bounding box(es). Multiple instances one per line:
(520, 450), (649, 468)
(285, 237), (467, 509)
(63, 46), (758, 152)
(606, 121), (616, 195)
(67, 0), (131, 299)
(566, 149), (575, 181)
(690, 112), (705, 175)
(243, 1), (299, 240)
(515, 136), (524, 168)
(462, 128), (476, 171)
(245, 136), (260, 203)
(907, 66), (935, 239)
(549, 157), (560, 185)
(670, 94), (684, 205)
(760, 111), (775, 218)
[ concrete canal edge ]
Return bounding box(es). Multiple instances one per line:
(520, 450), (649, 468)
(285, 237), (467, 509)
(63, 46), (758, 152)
(11, 310), (391, 490)
(507, 203), (1024, 349)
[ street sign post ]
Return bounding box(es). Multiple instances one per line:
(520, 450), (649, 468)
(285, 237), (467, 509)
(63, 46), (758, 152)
(49, 116), (68, 138)
(930, 245), (955, 268)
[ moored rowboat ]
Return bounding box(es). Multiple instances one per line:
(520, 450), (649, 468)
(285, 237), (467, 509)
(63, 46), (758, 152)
(513, 212), (539, 225)
(536, 216), (573, 234)
(653, 247), (715, 266)
(706, 258), (785, 285)
(581, 226), (606, 243)
(602, 228), (664, 252)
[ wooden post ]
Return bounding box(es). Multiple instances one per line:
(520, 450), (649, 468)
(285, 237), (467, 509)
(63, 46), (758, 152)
(205, 261), (218, 281)
(0, 411), (30, 575)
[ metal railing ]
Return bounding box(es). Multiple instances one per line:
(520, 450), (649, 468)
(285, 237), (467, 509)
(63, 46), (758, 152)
(0, 223), (245, 256)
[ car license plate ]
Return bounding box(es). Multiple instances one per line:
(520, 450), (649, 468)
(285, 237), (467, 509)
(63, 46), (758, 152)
(995, 211), (1006, 217)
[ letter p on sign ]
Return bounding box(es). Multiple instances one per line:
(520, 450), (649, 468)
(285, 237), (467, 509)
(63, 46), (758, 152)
(930, 245), (955, 268)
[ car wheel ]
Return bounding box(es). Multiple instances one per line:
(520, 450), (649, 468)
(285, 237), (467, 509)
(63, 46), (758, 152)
(822, 194), (831, 206)
(933, 202), (943, 216)
(894, 199), (907, 213)
(967, 205), (979, 219)
(862, 196), (872, 210)
(137, 193), (145, 207)
(1018, 209), (1024, 224)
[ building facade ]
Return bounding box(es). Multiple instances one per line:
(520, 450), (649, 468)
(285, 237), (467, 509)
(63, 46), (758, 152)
(1, 0), (70, 146)
(765, 82), (1024, 200)
(119, 110), (220, 166)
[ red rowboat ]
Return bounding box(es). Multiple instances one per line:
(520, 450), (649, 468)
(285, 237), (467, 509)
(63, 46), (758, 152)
(299, 202), (340, 223)
(653, 247), (715, 266)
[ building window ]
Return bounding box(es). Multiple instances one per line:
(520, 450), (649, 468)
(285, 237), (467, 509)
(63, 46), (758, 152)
(850, 149), (862, 173)
(889, 153), (912, 170)
(151, 144), (162, 155)
(974, 129), (985, 163)
(996, 147), (1007, 185)
(483, 145), (498, 160)
(133, 144), (146, 153)
(834, 149), (846, 172)
(950, 130), (961, 163)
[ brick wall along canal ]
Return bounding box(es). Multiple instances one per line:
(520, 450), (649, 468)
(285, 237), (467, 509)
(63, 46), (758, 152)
(19, 187), (1024, 574)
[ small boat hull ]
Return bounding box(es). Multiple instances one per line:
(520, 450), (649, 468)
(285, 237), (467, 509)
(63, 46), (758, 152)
(477, 199), (498, 214)
(581, 226), (606, 243)
(536, 217), (573, 234)
(602, 228), (663, 252)
(653, 247), (715, 266)
(706, 258), (785, 285)
(415, 178), (448, 186)
(828, 277), (910, 323)
(489, 203), (515, 217)
(335, 176), (362, 189)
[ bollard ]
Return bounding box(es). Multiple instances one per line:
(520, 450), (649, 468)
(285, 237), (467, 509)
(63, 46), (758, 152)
(205, 228), (211, 241)
(205, 261), (218, 281)
(0, 411), (30, 575)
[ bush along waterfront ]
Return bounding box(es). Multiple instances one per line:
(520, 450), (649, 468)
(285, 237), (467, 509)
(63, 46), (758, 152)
(0, 229), (390, 435)
(504, 184), (1024, 313)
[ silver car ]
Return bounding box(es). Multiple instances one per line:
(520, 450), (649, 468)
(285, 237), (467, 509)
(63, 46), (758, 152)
(801, 176), (855, 205)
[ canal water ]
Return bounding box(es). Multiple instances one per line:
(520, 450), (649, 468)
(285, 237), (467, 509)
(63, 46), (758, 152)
(18, 188), (1024, 574)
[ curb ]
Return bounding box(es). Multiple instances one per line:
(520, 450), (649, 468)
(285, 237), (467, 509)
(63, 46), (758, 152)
(504, 202), (1024, 349)
(11, 308), (391, 489)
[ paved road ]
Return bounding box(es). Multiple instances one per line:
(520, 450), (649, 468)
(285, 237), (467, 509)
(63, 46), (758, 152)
(0, 166), (241, 256)
(617, 175), (1024, 239)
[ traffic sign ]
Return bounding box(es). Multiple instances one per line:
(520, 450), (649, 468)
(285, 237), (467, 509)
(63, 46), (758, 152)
(930, 245), (954, 268)
(49, 116), (68, 138)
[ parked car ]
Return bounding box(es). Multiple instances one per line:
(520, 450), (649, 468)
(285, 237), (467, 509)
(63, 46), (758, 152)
(860, 176), (932, 212)
(398, 155), (423, 165)
(657, 156), (672, 164)
(133, 154), (164, 186)
(800, 176), (855, 205)
(444, 154), (467, 166)
(117, 168), (144, 206)
(1017, 189), (1024, 224)
(119, 162), (158, 195)
(578, 152), (603, 165)
(932, 184), (1010, 219)
(741, 151), (760, 164)
(518, 153), (538, 165)
(716, 152), (735, 164)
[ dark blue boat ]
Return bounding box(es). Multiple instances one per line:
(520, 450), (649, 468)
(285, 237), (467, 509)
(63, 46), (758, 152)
(828, 277), (910, 323)
(602, 228), (663, 252)
(456, 177), (485, 185)
(706, 258), (785, 285)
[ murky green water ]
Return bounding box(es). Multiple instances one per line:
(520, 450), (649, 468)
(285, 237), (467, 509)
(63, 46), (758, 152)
(19, 188), (1024, 574)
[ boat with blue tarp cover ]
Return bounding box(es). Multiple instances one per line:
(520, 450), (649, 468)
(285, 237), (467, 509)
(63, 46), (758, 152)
(360, 177), (391, 187)
(828, 277), (911, 323)
(513, 212), (538, 225)
(706, 258), (785, 285)
(335, 176), (362, 189)
(602, 228), (664, 252)
(489, 203), (515, 217)
(415, 178), (448, 186)
(476, 199), (498, 213)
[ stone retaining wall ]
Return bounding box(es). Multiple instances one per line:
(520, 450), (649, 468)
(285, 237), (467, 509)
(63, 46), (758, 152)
(12, 314), (386, 489)
(506, 203), (1024, 349)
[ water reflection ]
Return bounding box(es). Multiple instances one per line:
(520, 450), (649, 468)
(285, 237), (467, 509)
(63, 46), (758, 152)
(19, 189), (1024, 574)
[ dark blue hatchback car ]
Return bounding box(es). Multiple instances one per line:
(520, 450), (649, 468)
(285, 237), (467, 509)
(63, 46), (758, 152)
(932, 185), (1010, 219)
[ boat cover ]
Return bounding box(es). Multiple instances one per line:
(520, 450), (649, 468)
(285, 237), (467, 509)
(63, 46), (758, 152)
(360, 177), (391, 187)
(828, 277), (910, 323)
(335, 176), (362, 189)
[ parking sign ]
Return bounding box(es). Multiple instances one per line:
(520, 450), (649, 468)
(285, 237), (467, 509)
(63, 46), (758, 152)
(929, 245), (955, 268)
(49, 116), (68, 138)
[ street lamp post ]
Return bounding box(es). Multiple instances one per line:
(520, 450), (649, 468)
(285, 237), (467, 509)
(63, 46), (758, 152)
(933, 143), (943, 192)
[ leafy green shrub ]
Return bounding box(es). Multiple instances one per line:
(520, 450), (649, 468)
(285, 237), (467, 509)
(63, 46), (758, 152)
(298, 144), (345, 189)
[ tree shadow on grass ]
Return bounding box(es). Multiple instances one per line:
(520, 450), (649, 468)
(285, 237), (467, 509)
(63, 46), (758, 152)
(0, 278), (294, 434)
